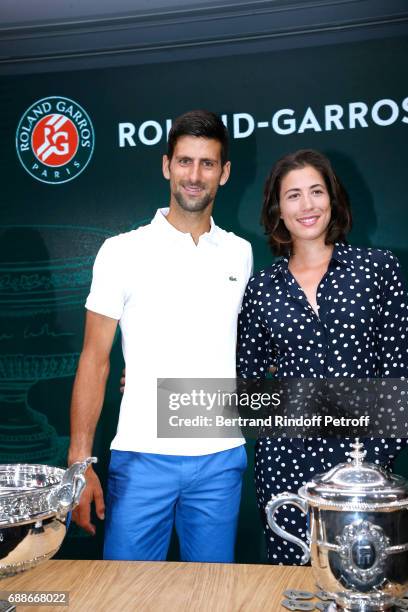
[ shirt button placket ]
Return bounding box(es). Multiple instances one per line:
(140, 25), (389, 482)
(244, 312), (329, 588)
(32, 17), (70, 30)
(314, 280), (328, 375)
(313, 319), (327, 376)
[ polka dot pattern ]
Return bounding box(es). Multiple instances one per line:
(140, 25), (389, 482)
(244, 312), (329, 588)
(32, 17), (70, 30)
(237, 243), (408, 565)
(238, 244), (408, 379)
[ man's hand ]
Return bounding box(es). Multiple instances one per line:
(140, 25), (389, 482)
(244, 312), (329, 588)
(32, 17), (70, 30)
(69, 311), (117, 534)
(120, 367), (126, 393)
(71, 465), (105, 535)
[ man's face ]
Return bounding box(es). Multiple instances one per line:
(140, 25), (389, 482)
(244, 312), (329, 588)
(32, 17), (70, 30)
(162, 136), (230, 213)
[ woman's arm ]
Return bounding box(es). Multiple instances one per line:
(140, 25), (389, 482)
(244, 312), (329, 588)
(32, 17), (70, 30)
(375, 250), (408, 378)
(237, 278), (276, 378)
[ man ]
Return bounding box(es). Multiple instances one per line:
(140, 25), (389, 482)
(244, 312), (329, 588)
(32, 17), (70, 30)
(69, 110), (253, 562)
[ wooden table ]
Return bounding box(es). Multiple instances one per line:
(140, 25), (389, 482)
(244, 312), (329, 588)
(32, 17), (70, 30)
(0, 560), (316, 611)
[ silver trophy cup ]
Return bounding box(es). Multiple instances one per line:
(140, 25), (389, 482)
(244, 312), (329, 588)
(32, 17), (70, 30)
(0, 457), (96, 577)
(266, 440), (408, 611)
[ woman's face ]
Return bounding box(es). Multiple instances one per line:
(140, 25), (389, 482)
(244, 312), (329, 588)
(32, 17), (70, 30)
(279, 165), (331, 247)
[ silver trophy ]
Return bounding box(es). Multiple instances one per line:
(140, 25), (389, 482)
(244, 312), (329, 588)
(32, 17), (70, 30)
(266, 439), (408, 611)
(0, 457), (96, 577)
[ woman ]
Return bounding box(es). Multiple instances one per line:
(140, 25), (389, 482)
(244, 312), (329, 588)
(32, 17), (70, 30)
(237, 149), (408, 564)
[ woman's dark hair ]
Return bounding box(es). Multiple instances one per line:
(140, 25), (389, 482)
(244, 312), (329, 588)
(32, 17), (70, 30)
(261, 149), (352, 256)
(167, 110), (229, 166)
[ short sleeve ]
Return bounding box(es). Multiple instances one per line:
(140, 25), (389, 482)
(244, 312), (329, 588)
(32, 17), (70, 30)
(85, 237), (126, 320)
(376, 250), (408, 377)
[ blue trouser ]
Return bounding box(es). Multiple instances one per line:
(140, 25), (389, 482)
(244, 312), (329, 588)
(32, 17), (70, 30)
(103, 445), (247, 562)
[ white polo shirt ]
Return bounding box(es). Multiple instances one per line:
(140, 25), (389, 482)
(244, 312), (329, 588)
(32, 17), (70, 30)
(85, 208), (253, 455)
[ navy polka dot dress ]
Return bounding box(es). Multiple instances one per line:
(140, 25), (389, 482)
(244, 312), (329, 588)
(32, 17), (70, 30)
(237, 243), (408, 564)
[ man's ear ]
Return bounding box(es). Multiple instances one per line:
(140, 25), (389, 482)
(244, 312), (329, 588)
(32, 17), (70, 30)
(219, 161), (231, 186)
(162, 155), (170, 180)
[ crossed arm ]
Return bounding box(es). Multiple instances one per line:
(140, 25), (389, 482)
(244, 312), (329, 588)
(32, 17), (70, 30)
(68, 310), (118, 534)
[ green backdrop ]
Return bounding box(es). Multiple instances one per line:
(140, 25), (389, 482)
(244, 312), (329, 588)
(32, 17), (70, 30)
(0, 34), (407, 563)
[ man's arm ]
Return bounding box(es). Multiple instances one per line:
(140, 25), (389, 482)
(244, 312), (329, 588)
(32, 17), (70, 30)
(68, 310), (118, 534)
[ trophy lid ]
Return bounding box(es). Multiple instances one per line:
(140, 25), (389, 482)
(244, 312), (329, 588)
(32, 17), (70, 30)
(300, 439), (408, 508)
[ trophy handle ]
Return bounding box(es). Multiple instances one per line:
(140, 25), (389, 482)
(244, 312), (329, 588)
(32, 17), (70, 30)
(65, 457), (98, 507)
(265, 493), (310, 564)
(49, 457), (97, 514)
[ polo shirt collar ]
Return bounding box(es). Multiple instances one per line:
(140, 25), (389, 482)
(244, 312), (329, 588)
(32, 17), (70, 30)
(151, 208), (220, 245)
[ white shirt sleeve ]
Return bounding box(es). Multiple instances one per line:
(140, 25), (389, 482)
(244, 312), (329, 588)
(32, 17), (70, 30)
(85, 237), (126, 320)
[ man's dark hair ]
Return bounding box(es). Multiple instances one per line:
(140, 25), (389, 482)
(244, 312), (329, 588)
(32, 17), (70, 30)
(167, 110), (229, 166)
(261, 149), (352, 256)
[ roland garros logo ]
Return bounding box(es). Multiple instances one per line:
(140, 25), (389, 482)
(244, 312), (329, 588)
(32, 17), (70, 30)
(16, 96), (95, 184)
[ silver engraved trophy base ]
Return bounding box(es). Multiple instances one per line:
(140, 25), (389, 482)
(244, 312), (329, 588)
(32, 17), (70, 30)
(310, 508), (408, 611)
(325, 601), (402, 612)
(266, 440), (408, 612)
(0, 458), (96, 577)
